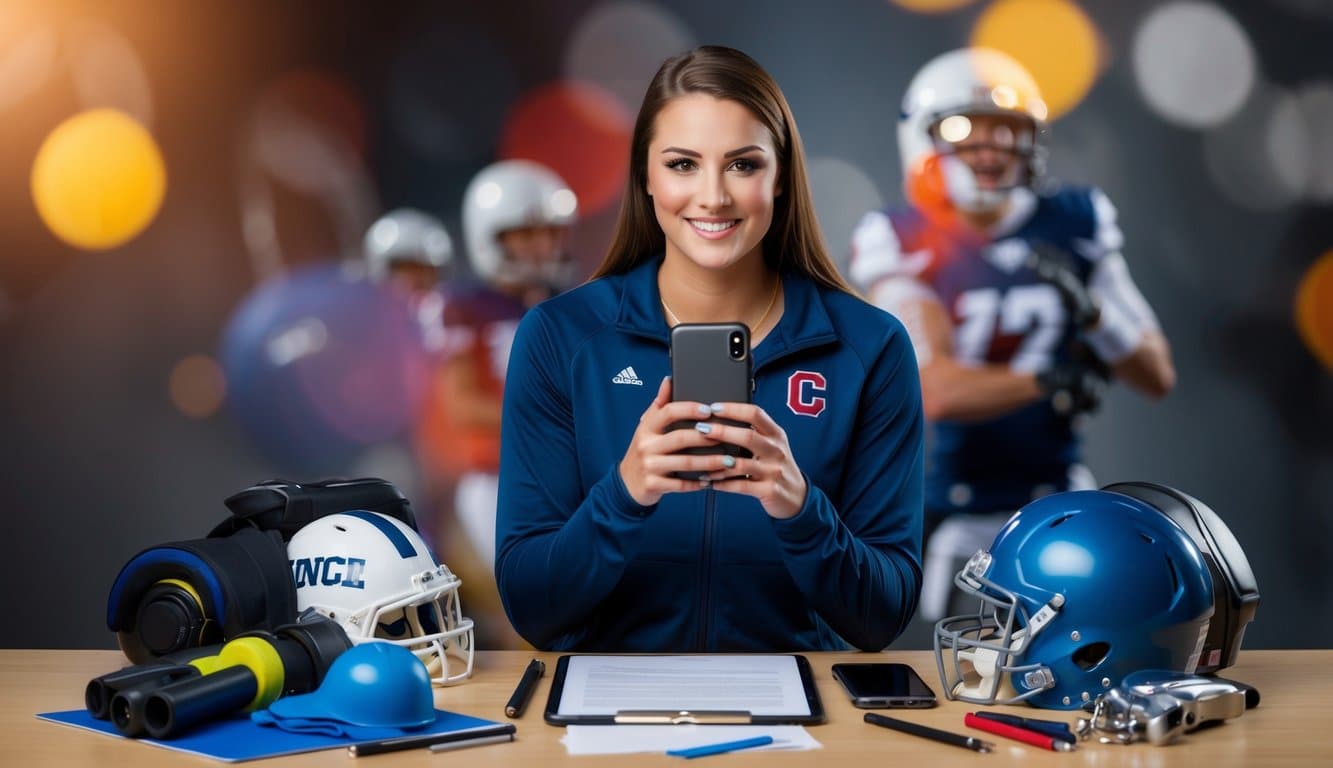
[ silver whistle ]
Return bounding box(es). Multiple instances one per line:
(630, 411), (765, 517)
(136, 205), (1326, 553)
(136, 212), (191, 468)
(1077, 670), (1255, 746)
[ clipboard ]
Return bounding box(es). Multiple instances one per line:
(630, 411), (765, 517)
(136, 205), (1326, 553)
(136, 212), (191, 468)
(543, 654), (825, 726)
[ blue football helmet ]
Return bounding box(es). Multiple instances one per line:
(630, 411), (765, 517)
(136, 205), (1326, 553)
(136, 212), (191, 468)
(934, 490), (1214, 710)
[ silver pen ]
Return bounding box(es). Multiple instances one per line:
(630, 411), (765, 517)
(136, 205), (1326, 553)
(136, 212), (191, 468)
(429, 732), (517, 753)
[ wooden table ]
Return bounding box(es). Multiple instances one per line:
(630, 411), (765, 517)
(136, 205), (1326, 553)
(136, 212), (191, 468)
(3, 649), (1327, 766)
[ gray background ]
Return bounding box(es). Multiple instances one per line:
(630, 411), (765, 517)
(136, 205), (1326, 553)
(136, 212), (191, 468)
(2, 0), (1329, 650)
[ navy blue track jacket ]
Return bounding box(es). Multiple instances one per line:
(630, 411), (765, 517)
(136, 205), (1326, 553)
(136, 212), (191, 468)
(495, 256), (924, 652)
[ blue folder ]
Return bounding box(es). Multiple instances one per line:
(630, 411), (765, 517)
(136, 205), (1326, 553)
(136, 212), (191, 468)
(37, 708), (503, 762)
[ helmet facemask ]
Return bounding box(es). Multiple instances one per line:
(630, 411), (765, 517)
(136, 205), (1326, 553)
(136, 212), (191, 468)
(491, 223), (576, 293)
(935, 549), (1064, 706)
(356, 565), (475, 686)
(927, 111), (1042, 214)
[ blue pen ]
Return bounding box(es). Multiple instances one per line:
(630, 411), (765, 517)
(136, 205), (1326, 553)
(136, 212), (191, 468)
(667, 735), (775, 759)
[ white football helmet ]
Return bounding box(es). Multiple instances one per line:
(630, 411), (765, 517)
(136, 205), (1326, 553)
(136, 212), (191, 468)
(363, 208), (453, 281)
(287, 511), (474, 685)
(461, 159), (578, 286)
(898, 48), (1049, 214)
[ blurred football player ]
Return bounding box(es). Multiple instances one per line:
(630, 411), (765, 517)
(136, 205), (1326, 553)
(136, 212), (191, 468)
(360, 207), (454, 541)
(363, 207), (453, 296)
(417, 159), (578, 648)
(848, 48), (1176, 626)
(362, 207), (454, 355)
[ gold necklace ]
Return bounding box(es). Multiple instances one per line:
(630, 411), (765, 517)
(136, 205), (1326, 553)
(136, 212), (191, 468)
(661, 276), (781, 332)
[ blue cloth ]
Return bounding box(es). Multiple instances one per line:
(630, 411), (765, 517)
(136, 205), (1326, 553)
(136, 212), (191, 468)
(37, 707), (501, 762)
(495, 257), (924, 652)
(250, 709), (411, 740)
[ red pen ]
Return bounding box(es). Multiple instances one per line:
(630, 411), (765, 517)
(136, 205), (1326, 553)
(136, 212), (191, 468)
(964, 712), (1075, 752)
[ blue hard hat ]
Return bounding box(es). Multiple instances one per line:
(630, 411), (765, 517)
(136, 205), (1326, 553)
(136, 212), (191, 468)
(265, 641), (435, 728)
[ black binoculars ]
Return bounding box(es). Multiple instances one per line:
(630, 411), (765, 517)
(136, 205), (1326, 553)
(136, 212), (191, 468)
(86, 614), (350, 740)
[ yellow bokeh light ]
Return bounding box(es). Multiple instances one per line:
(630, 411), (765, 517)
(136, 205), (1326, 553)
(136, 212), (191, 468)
(169, 355), (227, 419)
(1295, 250), (1333, 372)
(972, 0), (1102, 120)
(30, 108), (166, 250)
(891, 0), (978, 13)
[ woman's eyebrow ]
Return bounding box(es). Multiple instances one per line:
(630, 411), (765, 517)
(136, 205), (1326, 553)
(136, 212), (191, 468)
(659, 144), (766, 158)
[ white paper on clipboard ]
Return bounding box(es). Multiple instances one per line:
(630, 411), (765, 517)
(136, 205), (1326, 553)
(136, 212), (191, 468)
(555, 655), (812, 717)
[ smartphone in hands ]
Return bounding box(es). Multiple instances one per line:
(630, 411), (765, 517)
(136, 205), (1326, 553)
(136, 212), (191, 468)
(668, 322), (754, 480)
(831, 663), (938, 709)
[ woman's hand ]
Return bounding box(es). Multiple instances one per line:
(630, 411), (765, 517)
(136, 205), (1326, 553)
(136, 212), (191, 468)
(698, 402), (808, 519)
(618, 377), (748, 506)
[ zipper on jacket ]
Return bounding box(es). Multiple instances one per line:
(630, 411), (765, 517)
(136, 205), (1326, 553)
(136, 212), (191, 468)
(695, 487), (716, 650)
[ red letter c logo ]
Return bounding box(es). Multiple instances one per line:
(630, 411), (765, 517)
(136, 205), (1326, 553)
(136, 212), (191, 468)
(787, 371), (826, 417)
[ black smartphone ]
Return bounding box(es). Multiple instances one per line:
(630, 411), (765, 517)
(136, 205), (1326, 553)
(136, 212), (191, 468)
(668, 322), (754, 480)
(831, 663), (938, 709)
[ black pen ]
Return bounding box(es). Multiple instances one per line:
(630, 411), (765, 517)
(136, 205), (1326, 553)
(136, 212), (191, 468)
(506, 658), (545, 718)
(348, 723), (517, 757)
(864, 712), (994, 753)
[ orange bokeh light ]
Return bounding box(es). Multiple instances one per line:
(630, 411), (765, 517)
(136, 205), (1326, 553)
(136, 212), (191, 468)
(1295, 250), (1333, 372)
(169, 354), (227, 419)
(31, 108), (167, 250)
(890, 0), (978, 12)
(971, 0), (1102, 120)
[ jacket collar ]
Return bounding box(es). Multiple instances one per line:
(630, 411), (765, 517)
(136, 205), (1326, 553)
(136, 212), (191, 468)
(614, 256), (839, 368)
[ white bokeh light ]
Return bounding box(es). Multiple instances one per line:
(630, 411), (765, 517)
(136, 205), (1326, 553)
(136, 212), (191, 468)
(0, 11), (56, 113)
(1296, 82), (1333, 202)
(475, 181), (503, 209)
(563, 1), (696, 114)
(1203, 82), (1310, 211)
(1132, 2), (1256, 129)
(807, 156), (886, 280)
(550, 188), (578, 217)
(66, 18), (155, 126)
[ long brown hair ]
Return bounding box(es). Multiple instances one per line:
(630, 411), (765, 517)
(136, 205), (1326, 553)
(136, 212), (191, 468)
(591, 45), (853, 293)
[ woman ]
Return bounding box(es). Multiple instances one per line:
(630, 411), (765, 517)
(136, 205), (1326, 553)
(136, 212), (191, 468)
(495, 46), (923, 652)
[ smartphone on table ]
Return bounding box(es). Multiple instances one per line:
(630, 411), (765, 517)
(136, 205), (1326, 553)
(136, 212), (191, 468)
(668, 322), (754, 480)
(831, 662), (938, 708)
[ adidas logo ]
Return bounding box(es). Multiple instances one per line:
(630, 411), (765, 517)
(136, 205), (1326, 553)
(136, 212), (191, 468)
(612, 366), (644, 386)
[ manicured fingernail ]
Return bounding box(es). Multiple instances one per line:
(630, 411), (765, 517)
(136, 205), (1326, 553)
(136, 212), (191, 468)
(695, 422), (712, 434)
(696, 403), (712, 416)
(722, 455), (736, 469)
(709, 402), (724, 413)
(699, 478), (711, 487)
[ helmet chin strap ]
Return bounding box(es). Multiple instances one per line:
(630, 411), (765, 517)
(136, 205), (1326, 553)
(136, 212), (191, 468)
(939, 155), (1015, 215)
(954, 641), (1006, 701)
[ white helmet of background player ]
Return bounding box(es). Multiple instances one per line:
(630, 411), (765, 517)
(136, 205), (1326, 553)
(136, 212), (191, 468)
(898, 47), (1049, 215)
(461, 159), (578, 287)
(363, 207), (453, 284)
